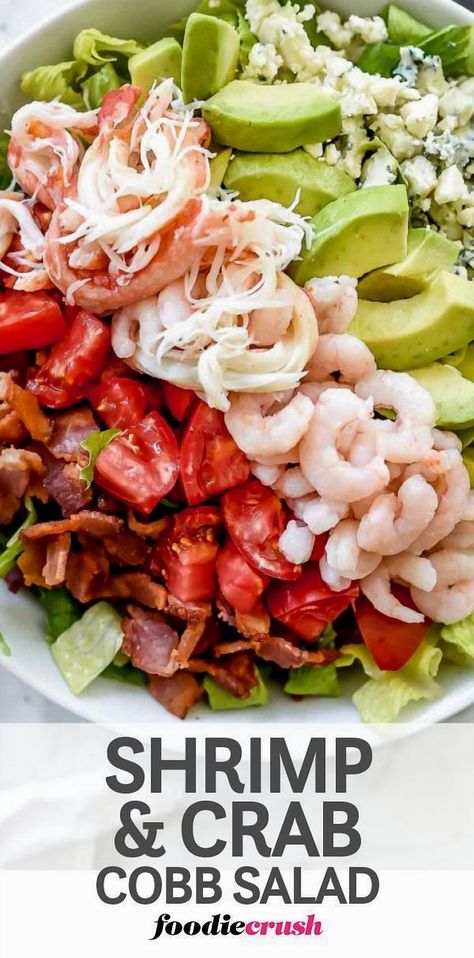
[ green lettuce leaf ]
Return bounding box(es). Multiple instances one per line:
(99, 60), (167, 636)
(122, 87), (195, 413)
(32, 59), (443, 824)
(0, 133), (12, 190)
(383, 4), (431, 45)
(0, 631), (11, 657)
(204, 667), (268, 710)
(357, 42), (402, 77)
(0, 497), (37, 579)
(337, 635), (442, 722)
(420, 26), (474, 78)
(20, 61), (87, 109)
(80, 428), (122, 489)
(51, 601), (124, 694)
(35, 586), (81, 642)
(284, 663), (339, 697)
(81, 62), (121, 109)
(102, 662), (148, 687)
(73, 28), (144, 66)
(441, 613), (474, 661)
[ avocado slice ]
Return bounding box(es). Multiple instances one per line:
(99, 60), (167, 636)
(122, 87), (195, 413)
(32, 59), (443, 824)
(223, 150), (355, 216)
(409, 363), (474, 429)
(129, 37), (182, 90)
(358, 228), (459, 301)
(291, 185), (409, 285)
(203, 668), (268, 710)
(202, 80), (341, 153)
(349, 272), (474, 371)
(459, 426), (474, 449)
(462, 448), (474, 488)
(456, 344), (474, 382)
(182, 13), (239, 103)
(208, 146), (232, 193)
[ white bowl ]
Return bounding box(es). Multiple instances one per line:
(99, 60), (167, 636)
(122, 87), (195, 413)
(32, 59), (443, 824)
(0, 0), (473, 725)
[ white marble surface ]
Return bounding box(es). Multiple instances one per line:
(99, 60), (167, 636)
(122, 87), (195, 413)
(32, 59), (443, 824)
(0, 0), (473, 722)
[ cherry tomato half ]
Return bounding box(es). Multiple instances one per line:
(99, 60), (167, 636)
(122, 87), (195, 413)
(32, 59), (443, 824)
(0, 290), (67, 355)
(94, 411), (180, 515)
(181, 401), (250, 505)
(88, 377), (148, 430)
(267, 564), (359, 641)
(216, 538), (269, 614)
(151, 506), (222, 602)
(28, 310), (110, 408)
(355, 590), (430, 672)
(221, 479), (301, 580)
(162, 382), (196, 422)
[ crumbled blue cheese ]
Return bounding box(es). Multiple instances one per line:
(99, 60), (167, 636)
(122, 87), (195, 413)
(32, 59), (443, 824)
(400, 93), (438, 139)
(400, 155), (438, 198)
(243, 41), (283, 82)
(370, 114), (421, 161)
(361, 147), (398, 187)
(317, 10), (388, 48)
(439, 84), (474, 128)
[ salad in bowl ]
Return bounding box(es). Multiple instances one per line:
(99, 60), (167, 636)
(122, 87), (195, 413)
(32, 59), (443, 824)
(0, 0), (473, 722)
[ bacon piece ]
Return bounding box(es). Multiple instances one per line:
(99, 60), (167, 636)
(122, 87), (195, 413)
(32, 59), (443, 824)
(22, 510), (123, 540)
(18, 539), (47, 587)
(213, 639), (254, 657)
(43, 532), (71, 587)
(46, 406), (97, 462)
(127, 510), (170, 540)
(65, 551), (167, 610)
(109, 574), (166, 610)
(0, 404), (26, 443)
(0, 373), (52, 441)
(103, 529), (151, 567)
(173, 620), (206, 668)
(254, 635), (339, 670)
(188, 651), (258, 699)
(43, 449), (92, 516)
(122, 605), (178, 677)
(166, 594), (212, 623)
(216, 593), (236, 628)
(0, 447), (44, 525)
(148, 671), (203, 719)
(235, 603), (270, 641)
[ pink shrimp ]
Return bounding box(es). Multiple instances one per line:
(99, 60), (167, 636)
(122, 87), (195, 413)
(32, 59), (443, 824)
(44, 81), (211, 314)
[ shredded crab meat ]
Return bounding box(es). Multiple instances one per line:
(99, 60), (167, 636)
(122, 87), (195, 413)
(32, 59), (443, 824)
(0, 192), (49, 289)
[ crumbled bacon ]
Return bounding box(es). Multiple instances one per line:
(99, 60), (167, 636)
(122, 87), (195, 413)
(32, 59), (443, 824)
(148, 671), (203, 720)
(46, 406), (97, 462)
(0, 373), (52, 441)
(122, 605), (179, 676)
(64, 551), (167, 610)
(65, 551), (110, 603)
(38, 448), (93, 517)
(0, 404), (26, 444)
(213, 639), (254, 657)
(108, 573), (167, 610)
(166, 594), (212, 622)
(188, 651), (258, 699)
(127, 510), (170, 540)
(173, 620), (206, 668)
(0, 447), (44, 525)
(22, 510), (123, 540)
(235, 603), (270, 641)
(43, 532), (71, 587)
(103, 529), (151, 567)
(254, 635), (339, 670)
(18, 539), (48, 587)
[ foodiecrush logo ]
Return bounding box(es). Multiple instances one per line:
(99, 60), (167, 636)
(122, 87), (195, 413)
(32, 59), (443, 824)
(150, 913), (323, 939)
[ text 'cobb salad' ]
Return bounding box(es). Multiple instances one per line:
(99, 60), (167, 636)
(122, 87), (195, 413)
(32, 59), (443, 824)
(0, 1), (473, 721)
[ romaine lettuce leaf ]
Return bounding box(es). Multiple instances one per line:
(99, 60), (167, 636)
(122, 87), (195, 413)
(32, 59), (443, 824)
(383, 4), (431, 45)
(36, 586), (81, 642)
(420, 26), (474, 78)
(337, 634), (442, 722)
(441, 613), (474, 661)
(285, 663), (339, 697)
(51, 601), (124, 694)
(80, 428), (122, 489)
(20, 61), (87, 109)
(0, 632), (11, 657)
(357, 42), (402, 77)
(72, 28), (144, 66)
(81, 62), (121, 109)
(102, 662), (148, 687)
(204, 667), (268, 709)
(0, 497), (36, 579)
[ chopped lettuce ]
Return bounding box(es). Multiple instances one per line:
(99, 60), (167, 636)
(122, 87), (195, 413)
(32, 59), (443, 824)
(72, 28), (144, 66)
(357, 42), (402, 77)
(441, 613), (474, 661)
(0, 497), (37, 579)
(0, 631), (11, 657)
(285, 663), (339, 697)
(420, 25), (474, 78)
(80, 428), (122, 489)
(51, 601), (124, 695)
(20, 61), (87, 109)
(383, 4), (431, 45)
(204, 667), (268, 709)
(0, 133), (12, 190)
(81, 62), (121, 109)
(102, 662), (148, 687)
(337, 634), (442, 722)
(36, 586), (81, 642)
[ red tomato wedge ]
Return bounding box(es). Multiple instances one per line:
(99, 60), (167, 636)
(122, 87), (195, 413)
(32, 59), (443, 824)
(28, 310), (110, 408)
(355, 591), (430, 671)
(216, 538), (269, 614)
(222, 479), (301, 580)
(88, 377), (148, 430)
(151, 506), (222, 602)
(267, 563), (359, 640)
(180, 401), (250, 505)
(162, 382), (196, 422)
(0, 290), (67, 355)
(95, 412), (179, 515)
